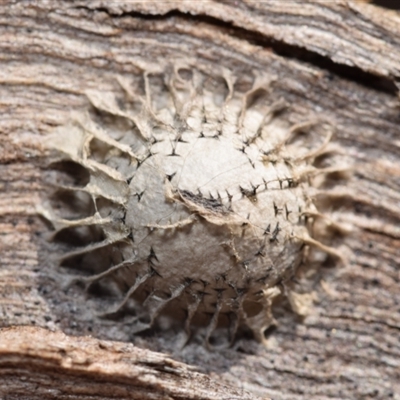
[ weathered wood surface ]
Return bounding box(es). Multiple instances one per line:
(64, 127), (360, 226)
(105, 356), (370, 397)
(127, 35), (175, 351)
(0, 326), (253, 400)
(1, 1), (400, 399)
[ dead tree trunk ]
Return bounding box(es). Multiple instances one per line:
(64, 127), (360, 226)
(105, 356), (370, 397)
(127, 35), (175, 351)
(1, 1), (400, 399)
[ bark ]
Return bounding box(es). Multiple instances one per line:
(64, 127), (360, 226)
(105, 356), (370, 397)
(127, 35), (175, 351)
(0, 326), (251, 400)
(1, 1), (400, 399)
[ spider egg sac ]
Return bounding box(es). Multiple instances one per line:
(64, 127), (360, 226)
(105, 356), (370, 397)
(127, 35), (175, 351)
(42, 66), (343, 347)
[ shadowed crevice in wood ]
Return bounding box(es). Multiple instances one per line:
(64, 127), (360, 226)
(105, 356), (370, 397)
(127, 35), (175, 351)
(74, 4), (399, 95)
(372, 0), (400, 10)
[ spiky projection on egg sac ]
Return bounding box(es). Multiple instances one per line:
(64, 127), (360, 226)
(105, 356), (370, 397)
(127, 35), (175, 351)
(43, 65), (343, 347)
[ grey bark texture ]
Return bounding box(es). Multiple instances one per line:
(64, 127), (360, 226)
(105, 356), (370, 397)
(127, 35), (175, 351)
(1, 1), (400, 399)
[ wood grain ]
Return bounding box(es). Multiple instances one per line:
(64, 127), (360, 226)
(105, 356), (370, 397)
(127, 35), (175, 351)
(0, 326), (255, 400)
(1, 1), (399, 399)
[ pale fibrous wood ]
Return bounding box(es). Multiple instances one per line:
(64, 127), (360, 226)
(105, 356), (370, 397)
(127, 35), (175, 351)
(1, 1), (400, 399)
(0, 326), (256, 400)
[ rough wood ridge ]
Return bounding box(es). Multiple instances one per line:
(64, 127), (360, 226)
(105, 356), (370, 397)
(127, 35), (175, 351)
(0, 326), (256, 400)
